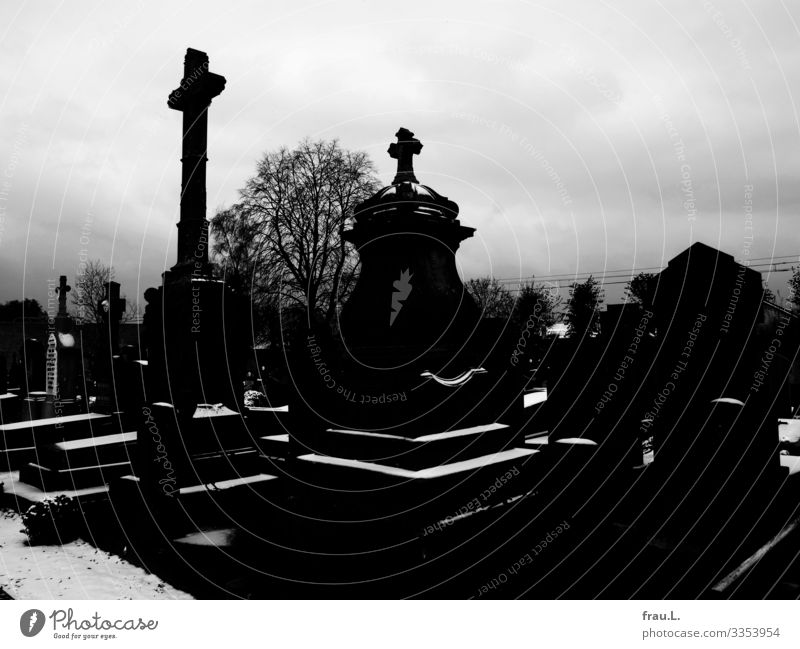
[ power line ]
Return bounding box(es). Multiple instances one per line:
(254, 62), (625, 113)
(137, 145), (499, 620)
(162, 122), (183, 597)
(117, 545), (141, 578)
(492, 258), (800, 288)
(500, 264), (798, 292)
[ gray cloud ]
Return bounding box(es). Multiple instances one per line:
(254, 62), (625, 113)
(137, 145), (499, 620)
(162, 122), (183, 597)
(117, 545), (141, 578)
(1, 0), (799, 307)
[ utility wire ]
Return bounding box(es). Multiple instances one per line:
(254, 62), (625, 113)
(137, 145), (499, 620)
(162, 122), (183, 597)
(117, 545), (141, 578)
(493, 258), (800, 287)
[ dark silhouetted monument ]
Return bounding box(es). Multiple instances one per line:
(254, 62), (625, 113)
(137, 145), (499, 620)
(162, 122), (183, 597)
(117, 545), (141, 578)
(144, 47), (242, 411)
(340, 127), (479, 367)
(168, 48), (225, 275)
(93, 280), (125, 414)
(543, 242), (788, 539)
(283, 129), (534, 585)
(137, 48), (248, 497)
(294, 128), (526, 442)
(53, 276), (80, 404)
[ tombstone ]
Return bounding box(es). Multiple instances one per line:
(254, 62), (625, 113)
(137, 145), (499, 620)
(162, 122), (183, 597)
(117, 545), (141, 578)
(40, 332), (59, 418)
(2, 353), (24, 423)
(295, 129), (525, 442)
(0, 353), (18, 425)
(144, 48), (243, 411)
(38, 276), (82, 418)
(22, 337), (45, 394)
(54, 275), (81, 404)
(136, 49), (249, 501)
(642, 244), (786, 523)
(7, 352), (23, 391)
(546, 243), (787, 534)
(18, 338), (46, 419)
(93, 281), (125, 414)
(339, 127), (481, 368)
(284, 130), (535, 579)
(167, 47), (225, 277)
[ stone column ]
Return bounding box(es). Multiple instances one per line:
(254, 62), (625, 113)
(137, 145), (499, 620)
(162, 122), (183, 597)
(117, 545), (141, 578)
(167, 48), (226, 274)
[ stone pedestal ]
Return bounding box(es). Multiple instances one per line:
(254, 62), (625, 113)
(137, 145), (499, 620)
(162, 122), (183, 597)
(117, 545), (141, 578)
(144, 273), (245, 411)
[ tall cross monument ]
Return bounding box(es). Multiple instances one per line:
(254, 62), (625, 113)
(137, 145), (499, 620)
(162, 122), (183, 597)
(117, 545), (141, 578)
(168, 48), (226, 272)
(142, 47), (243, 413)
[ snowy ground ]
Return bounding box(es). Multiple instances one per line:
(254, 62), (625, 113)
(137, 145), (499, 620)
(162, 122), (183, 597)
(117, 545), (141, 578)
(0, 509), (192, 600)
(779, 418), (800, 445)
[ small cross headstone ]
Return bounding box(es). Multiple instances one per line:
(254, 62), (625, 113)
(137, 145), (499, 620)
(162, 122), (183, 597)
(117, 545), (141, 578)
(56, 276), (70, 318)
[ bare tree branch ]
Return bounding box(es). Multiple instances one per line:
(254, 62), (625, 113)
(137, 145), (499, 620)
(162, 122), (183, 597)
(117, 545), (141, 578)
(211, 138), (380, 344)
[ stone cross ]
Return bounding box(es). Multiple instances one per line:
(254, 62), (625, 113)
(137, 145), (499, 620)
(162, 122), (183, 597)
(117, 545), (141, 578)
(168, 48), (226, 272)
(56, 275), (70, 317)
(388, 127), (422, 184)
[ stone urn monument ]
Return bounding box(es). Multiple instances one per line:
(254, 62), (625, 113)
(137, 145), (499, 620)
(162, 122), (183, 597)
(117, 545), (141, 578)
(339, 127), (481, 370)
(291, 128), (526, 460)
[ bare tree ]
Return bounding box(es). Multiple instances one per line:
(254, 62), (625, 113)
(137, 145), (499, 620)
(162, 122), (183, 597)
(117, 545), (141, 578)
(211, 206), (280, 346)
(72, 259), (138, 324)
(211, 138), (380, 339)
(465, 277), (515, 319)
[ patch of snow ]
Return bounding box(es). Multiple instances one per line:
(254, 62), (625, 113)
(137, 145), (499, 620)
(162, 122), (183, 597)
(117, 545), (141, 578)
(0, 510), (192, 600)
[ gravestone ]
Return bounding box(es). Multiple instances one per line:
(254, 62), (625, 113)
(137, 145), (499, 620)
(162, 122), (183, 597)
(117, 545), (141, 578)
(339, 127), (480, 369)
(22, 338), (45, 395)
(0, 353), (17, 425)
(167, 47), (225, 276)
(546, 243), (787, 534)
(2, 353), (24, 423)
(19, 338), (46, 419)
(285, 130), (535, 578)
(135, 49), (250, 505)
(8, 353), (23, 391)
(643, 244), (785, 516)
(93, 281), (125, 414)
(41, 332), (58, 418)
(11, 277), (130, 485)
(40, 276), (83, 418)
(54, 276), (81, 404)
(144, 48), (244, 413)
(295, 129), (524, 440)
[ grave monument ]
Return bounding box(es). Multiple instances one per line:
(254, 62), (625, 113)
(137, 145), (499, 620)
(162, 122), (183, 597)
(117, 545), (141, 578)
(292, 128), (526, 446)
(284, 130), (536, 580)
(135, 48), (251, 499)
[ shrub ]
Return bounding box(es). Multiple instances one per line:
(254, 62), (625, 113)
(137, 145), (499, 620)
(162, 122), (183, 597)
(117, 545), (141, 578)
(20, 495), (82, 545)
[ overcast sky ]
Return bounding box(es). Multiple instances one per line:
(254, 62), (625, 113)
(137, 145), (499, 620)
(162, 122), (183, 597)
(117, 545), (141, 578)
(1, 0), (799, 309)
